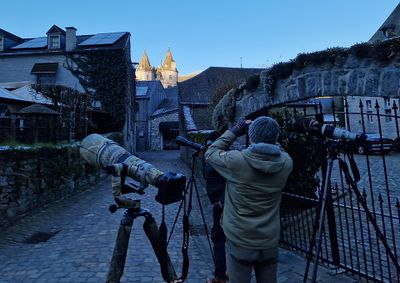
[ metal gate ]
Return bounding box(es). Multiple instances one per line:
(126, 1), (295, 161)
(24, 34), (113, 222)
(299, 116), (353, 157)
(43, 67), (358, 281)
(279, 97), (400, 282)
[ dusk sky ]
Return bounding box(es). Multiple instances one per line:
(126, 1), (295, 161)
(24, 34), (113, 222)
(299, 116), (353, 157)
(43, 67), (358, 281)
(2, 0), (399, 75)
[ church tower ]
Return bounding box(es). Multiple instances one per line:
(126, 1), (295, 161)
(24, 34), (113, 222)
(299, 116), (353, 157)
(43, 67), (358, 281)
(135, 50), (154, 81)
(159, 48), (178, 88)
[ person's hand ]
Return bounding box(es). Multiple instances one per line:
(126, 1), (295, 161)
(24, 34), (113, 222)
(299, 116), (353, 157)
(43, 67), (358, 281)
(229, 119), (252, 137)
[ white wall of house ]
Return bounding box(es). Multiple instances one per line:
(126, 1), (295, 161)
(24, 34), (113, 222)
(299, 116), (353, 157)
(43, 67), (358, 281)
(346, 96), (400, 138)
(0, 55), (84, 92)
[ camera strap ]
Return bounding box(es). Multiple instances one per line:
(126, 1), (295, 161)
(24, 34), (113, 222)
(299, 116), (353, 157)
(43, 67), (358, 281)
(159, 204), (190, 282)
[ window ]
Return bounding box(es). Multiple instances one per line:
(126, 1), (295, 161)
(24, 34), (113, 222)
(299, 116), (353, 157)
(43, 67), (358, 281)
(0, 104), (11, 119)
(19, 119), (24, 130)
(169, 75), (172, 80)
(384, 98), (390, 107)
(0, 104), (11, 130)
(367, 111), (373, 123)
(92, 100), (102, 109)
(366, 100), (372, 109)
(0, 37), (4, 51)
(385, 109), (392, 122)
(49, 35), (60, 49)
(37, 74), (56, 85)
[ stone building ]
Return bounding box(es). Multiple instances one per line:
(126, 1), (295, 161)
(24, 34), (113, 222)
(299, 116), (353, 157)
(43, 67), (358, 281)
(178, 67), (263, 133)
(369, 3), (400, 43)
(135, 81), (178, 151)
(135, 50), (154, 81)
(342, 3), (400, 138)
(135, 48), (178, 88)
(346, 96), (399, 138)
(149, 87), (179, 150)
(0, 25), (135, 149)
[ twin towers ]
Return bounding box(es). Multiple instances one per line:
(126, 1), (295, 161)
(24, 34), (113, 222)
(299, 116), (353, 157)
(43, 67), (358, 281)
(135, 48), (178, 88)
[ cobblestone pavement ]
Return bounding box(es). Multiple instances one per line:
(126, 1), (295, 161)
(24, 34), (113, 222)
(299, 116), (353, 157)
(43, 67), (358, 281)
(0, 150), (357, 283)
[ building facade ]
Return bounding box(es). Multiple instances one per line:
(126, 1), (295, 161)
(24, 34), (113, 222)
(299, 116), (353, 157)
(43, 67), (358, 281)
(0, 25), (135, 149)
(135, 81), (179, 151)
(346, 96), (399, 138)
(179, 67), (263, 132)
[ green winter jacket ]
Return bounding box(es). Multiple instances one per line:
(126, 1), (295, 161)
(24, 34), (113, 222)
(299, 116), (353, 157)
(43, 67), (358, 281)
(204, 130), (293, 250)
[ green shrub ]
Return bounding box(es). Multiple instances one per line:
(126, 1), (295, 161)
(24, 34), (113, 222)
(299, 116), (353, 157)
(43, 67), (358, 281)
(271, 109), (322, 199)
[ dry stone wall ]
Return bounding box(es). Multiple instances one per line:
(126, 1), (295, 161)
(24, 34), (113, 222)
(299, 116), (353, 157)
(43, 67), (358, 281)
(0, 145), (105, 227)
(149, 111), (178, 150)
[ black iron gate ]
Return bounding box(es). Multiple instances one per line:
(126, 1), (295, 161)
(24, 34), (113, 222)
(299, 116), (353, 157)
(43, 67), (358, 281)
(279, 97), (400, 282)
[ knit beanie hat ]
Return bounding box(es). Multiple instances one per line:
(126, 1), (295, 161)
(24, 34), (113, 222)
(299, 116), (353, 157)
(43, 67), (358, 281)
(248, 116), (280, 144)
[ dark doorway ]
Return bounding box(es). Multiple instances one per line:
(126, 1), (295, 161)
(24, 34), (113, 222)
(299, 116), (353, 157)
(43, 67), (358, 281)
(159, 121), (179, 150)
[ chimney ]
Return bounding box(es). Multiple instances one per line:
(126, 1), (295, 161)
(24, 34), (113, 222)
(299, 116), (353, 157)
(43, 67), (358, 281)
(65, 27), (77, 51)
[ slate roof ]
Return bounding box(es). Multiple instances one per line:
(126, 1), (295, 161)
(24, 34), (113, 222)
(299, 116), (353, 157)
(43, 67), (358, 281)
(137, 51), (152, 71)
(135, 80), (165, 99)
(370, 3), (400, 42)
(46, 25), (66, 36)
(11, 85), (53, 104)
(0, 85), (52, 105)
(151, 98), (177, 117)
(17, 103), (60, 115)
(162, 48), (177, 71)
(0, 26), (130, 56)
(178, 67), (263, 105)
(0, 28), (23, 43)
(0, 88), (16, 101)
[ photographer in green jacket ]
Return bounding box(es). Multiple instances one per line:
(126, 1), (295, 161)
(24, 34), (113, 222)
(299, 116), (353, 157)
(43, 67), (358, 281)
(204, 116), (293, 283)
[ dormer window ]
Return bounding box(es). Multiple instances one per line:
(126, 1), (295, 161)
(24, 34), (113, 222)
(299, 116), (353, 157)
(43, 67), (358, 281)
(0, 37), (4, 51)
(49, 35), (60, 49)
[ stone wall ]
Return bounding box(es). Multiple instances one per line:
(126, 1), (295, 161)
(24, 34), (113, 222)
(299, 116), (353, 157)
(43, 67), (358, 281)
(0, 144), (105, 227)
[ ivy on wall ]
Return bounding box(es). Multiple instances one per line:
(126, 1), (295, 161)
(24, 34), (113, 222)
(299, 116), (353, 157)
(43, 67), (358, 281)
(271, 109), (323, 199)
(212, 75), (261, 133)
(65, 49), (131, 132)
(265, 39), (400, 95)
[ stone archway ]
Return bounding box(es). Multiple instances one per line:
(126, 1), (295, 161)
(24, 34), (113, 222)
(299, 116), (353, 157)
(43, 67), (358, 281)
(213, 40), (400, 132)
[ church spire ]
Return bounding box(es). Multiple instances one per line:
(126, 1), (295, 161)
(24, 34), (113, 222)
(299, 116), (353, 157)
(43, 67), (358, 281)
(138, 50), (152, 71)
(162, 48), (177, 71)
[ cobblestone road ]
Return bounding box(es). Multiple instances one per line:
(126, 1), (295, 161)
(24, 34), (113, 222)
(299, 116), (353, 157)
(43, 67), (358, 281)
(0, 150), (357, 283)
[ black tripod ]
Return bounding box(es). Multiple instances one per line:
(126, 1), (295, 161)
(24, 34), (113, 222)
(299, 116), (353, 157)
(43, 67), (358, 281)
(303, 140), (400, 282)
(168, 149), (215, 263)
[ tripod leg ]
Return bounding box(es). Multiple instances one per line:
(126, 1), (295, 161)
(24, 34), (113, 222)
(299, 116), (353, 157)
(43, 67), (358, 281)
(193, 178), (215, 261)
(304, 158), (334, 283)
(143, 213), (178, 282)
(168, 180), (190, 244)
(303, 196), (323, 282)
(106, 211), (134, 283)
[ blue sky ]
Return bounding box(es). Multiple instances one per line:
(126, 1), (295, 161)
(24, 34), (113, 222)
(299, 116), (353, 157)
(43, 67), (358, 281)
(2, 0), (398, 75)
